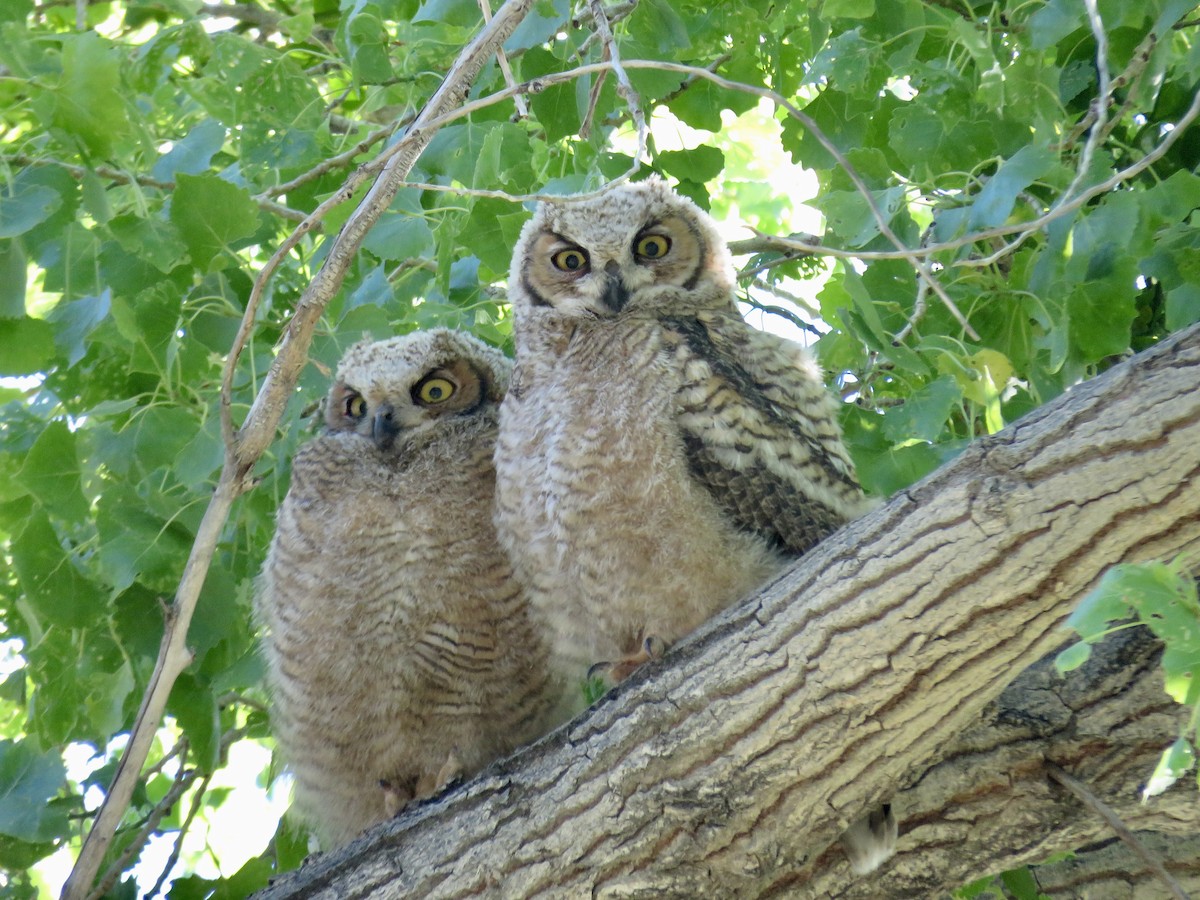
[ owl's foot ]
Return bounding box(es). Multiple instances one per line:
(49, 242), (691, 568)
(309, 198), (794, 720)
(379, 778), (414, 818)
(414, 749), (464, 800)
(588, 634), (668, 685)
(839, 803), (898, 875)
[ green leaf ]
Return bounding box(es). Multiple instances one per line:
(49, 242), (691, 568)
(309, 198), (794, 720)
(1167, 285), (1200, 332)
(362, 214), (435, 263)
(817, 186), (905, 247)
(11, 509), (104, 627)
(465, 198), (528, 275)
(1065, 277), (1136, 363)
(522, 47), (584, 143)
(16, 420), (87, 522)
(108, 213), (188, 274)
(1054, 641), (1091, 674)
(1029, 0), (1083, 50)
(882, 376), (961, 443)
(1143, 737), (1195, 799)
(339, 2), (394, 83)
(152, 118), (227, 182)
(0, 741), (68, 843)
(413, 0), (480, 27)
(343, 265), (392, 316)
(0, 241), (27, 318)
(0, 184), (62, 239)
(999, 866), (1050, 900)
(47, 289), (110, 366)
(49, 32), (126, 158)
(656, 146), (726, 186)
(967, 146), (1058, 230)
(169, 674), (220, 773)
(627, 0), (691, 53)
(170, 173), (260, 272)
(823, 0), (875, 18)
(83, 659), (135, 739)
(1064, 565), (1143, 640)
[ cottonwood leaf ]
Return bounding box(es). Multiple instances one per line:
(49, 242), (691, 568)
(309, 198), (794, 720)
(49, 32), (126, 157)
(16, 420), (87, 522)
(170, 173), (260, 272)
(0, 183), (61, 239)
(0, 741), (68, 843)
(153, 118), (227, 182)
(967, 146), (1057, 230)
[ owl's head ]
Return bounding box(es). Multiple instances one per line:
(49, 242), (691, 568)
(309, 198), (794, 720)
(324, 329), (511, 450)
(510, 176), (736, 320)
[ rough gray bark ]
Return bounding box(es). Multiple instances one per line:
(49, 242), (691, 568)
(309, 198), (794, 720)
(805, 626), (1198, 898)
(257, 323), (1200, 899)
(1029, 832), (1200, 898)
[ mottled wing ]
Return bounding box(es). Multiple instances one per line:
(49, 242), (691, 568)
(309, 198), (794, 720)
(665, 312), (866, 555)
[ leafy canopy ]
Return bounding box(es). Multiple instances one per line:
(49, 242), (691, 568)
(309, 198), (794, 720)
(2, 0), (1199, 895)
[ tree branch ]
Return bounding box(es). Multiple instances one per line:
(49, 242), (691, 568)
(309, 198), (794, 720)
(57, 5), (536, 898)
(256, 321), (1200, 898)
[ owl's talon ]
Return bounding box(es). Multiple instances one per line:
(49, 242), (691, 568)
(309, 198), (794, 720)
(379, 778), (414, 818)
(592, 634), (669, 685)
(433, 749), (464, 792)
(642, 634), (667, 660)
(586, 659), (614, 682)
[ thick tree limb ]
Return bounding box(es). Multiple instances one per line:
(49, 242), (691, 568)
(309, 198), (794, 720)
(804, 625), (1198, 898)
(257, 322), (1200, 898)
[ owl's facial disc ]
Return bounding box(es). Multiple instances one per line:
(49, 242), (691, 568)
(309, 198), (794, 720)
(523, 213), (703, 319)
(325, 360), (488, 451)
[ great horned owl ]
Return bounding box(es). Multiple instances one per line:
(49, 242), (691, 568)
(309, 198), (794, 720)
(495, 176), (893, 870)
(257, 329), (551, 849)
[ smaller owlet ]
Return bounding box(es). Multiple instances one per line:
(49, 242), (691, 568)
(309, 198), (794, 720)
(257, 329), (551, 850)
(496, 176), (894, 870)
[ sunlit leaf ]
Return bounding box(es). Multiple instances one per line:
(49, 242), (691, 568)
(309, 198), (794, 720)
(47, 32), (126, 157)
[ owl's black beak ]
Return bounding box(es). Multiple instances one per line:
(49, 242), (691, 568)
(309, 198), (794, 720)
(601, 260), (629, 313)
(372, 404), (399, 450)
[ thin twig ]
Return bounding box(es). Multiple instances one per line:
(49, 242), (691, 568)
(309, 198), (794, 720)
(1075, 0), (1112, 192)
(4, 154), (310, 222)
(86, 756), (197, 900)
(742, 296), (823, 338)
(480, 0), (528, 117)
(143, 770), (214, 900)
(574, 0), (637, 56)
(747, 276), (821, 320)
(1046, 763), (1192, 900)
(586, 0), (645, 167)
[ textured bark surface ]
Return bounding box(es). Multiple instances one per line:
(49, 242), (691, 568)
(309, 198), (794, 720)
(804, 626), (1198, 898)
(257, 323), (1200, 899)
(1029, 832), (1200, 898)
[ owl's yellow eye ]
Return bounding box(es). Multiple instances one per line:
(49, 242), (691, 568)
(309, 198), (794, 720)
(344, 394), (367, 418)
(551, 248), (589, 272)
(416, 377), (456, 405)
(635, 234), (671, 260)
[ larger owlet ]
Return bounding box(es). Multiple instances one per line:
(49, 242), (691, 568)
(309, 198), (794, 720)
(495, 177), (894, 871)
(257, 329), (551, 850)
